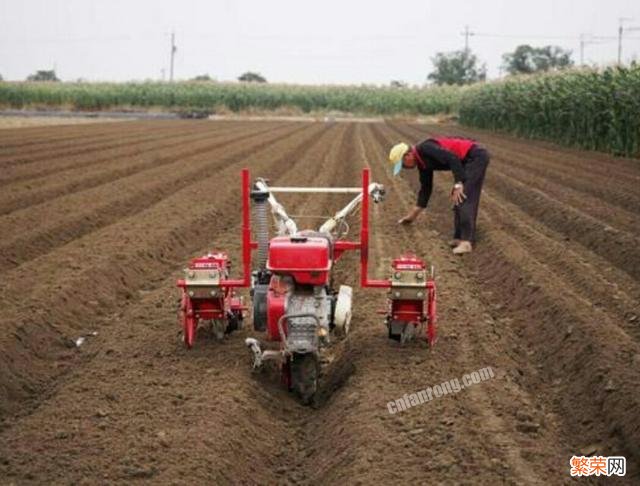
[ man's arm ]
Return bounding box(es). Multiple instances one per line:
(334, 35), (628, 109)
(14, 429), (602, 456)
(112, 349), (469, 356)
(399, 169), (432, 224)
(417, 169), (433, 208)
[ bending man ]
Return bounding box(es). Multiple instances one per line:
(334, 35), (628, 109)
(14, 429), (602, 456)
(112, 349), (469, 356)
(389, 136), (490, 255)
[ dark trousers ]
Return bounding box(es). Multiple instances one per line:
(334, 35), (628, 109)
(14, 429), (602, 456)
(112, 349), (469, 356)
(453, 147), (490, 243)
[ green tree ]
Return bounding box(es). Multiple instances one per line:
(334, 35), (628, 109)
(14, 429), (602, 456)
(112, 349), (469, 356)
(390, 80), (408, 89)
(428, 50), (486, 86)
(238, 71), (267, 83)
(27, 70), (60, 81)
(502, 45), (573, 75)
(191, 74), (213, 81)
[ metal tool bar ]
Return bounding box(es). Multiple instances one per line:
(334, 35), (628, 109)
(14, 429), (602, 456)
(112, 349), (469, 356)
(267, 187), (362, 194)
(360, 170), (390, 289)
(318, 182), (385, 234)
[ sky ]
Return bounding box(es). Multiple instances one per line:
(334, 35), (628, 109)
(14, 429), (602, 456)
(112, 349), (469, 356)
(0, 0), (639, 85)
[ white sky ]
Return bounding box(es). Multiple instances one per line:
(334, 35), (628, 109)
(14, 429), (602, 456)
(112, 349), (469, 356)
(1, 0), (639, 84)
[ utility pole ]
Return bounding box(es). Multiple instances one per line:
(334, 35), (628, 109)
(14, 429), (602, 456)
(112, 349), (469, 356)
(618, 19), (625, 64)
(169, 31), (177, 82)
(580, 34), (598, 65)
(461, 25), (474, 52)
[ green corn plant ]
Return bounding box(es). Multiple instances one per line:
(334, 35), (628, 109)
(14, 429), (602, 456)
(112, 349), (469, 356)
(459, 65), (640, 157)
(0, 81), (465, 117)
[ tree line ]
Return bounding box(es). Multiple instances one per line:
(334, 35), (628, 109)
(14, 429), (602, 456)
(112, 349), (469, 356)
(0, 70), (267, 84)
(426, 44), (574, 86)
(3, 45), (572, 87)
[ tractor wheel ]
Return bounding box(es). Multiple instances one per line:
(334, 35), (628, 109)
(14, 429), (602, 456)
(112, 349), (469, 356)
(333, 285), (352, 337)
(290, 352), (319, 405)
(211, 319), (226, 341)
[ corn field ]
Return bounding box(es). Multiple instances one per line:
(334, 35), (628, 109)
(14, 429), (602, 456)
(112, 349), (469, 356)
(0, 81), (462, 116)
(458, 65), (640, 157)
(2, 67), (639, 157)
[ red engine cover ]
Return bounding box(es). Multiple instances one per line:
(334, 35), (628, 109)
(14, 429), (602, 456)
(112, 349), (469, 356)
(267, 236), (331, 285)
(266, 275), (291, 342)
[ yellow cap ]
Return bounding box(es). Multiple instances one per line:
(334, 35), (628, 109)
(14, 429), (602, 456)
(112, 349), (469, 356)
(389, 142), (409, 176)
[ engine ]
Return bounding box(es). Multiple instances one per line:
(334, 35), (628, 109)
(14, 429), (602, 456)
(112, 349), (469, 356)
(253, 234), (351, 353)
(238, 169), (436, 405)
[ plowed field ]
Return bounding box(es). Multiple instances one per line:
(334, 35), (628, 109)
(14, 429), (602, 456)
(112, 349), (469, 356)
(0, 120), (638, 484)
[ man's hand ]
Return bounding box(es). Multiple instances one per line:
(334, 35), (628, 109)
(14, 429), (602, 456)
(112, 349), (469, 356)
(398, 206), (423, 225)
(451, 183), (466, 206)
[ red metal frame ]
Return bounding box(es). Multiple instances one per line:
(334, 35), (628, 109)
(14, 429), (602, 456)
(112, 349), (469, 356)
(226, 167), (432, 287)
(219, 167), (391, 290)
(224, 168), (252, 288)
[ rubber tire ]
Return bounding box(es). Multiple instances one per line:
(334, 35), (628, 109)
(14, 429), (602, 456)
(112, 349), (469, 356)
(333, 285), (352, 337)
(252, 283), (269, 332)
(290, 352), (319, 405)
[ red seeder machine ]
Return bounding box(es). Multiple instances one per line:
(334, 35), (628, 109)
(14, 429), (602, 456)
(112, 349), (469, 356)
(177, 168), (437, 403)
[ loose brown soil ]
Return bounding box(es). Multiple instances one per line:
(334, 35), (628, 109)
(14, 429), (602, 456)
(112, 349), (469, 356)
(0, 116), (128, 129)
(0, 120), (638, 484)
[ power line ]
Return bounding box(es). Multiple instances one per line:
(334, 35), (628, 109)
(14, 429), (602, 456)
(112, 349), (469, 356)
(0, 34), (161, 44)
(1, 32), (638, 44)
(475, 32), (600, 40)
(580, 34), (614, 65)
(473, 32), (639, 41)
(474, 33), (577, 40)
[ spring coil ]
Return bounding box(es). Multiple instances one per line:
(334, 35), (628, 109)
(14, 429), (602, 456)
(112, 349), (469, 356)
(254, 199), (269, 269)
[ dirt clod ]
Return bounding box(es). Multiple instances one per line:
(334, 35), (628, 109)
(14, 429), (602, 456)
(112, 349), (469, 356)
(124, 466), (158, 479)
(516, 422), (541, 434)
